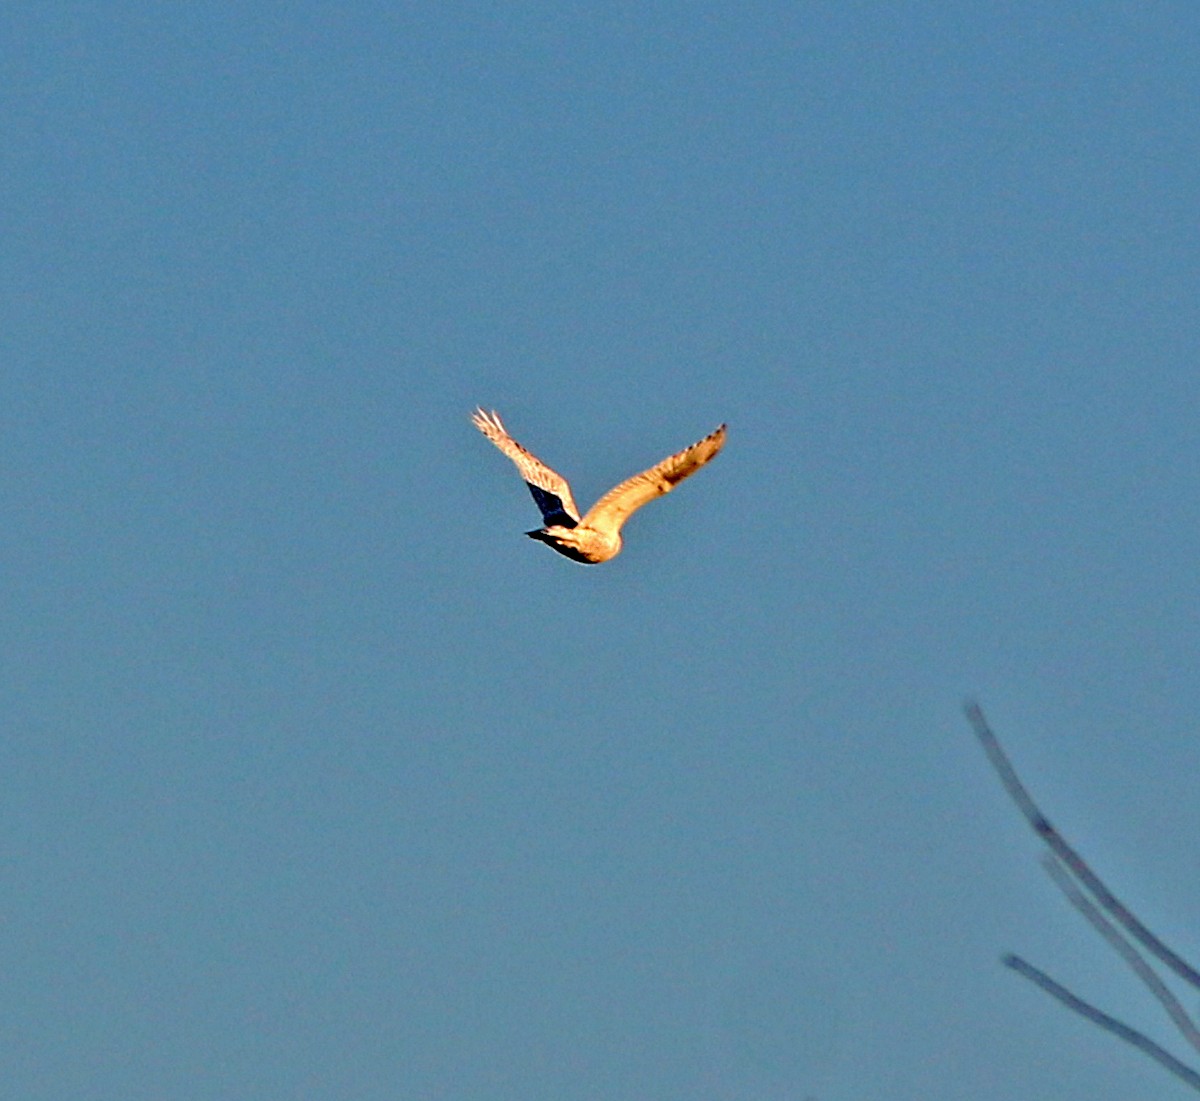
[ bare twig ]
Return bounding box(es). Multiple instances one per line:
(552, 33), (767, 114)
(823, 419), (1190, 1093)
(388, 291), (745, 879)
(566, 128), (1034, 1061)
(1004, 955), (1200, 1093)
(965, 701), (1200, 992)
(1042, 854), (1200, 1056)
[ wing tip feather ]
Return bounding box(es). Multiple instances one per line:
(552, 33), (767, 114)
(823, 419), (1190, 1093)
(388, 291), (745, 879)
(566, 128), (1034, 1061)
(471, 407), (507, 435)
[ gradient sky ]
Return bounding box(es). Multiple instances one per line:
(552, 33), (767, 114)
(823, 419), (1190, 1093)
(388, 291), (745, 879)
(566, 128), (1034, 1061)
(3, 4), (1199, 1099)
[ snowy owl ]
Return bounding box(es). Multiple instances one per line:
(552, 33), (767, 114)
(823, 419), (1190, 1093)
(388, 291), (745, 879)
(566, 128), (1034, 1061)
(472, 409), (727, 564)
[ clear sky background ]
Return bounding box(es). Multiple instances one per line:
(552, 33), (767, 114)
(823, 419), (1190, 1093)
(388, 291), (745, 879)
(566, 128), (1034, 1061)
(3, 4), (1199, 1099)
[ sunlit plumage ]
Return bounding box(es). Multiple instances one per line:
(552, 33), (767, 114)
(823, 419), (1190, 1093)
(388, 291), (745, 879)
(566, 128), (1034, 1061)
(472, 408), (727, 564)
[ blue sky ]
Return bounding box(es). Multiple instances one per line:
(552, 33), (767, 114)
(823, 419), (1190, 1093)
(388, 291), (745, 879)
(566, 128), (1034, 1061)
(3, 3), (1199, 1098)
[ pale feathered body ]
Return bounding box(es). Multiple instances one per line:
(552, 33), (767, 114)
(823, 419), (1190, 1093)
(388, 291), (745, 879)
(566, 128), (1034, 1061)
(472, 409), (727, 564)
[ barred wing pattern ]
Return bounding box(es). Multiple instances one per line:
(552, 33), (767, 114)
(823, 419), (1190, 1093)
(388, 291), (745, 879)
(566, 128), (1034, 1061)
(473, 408), (726, 564)
(471, 409), (581, 527)
(579, 423), (728, 536)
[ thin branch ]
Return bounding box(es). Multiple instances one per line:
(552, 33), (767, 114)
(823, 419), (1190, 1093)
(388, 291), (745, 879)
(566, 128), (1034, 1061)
(1042, 854), (1200, 1056)
(1004, 955), (1200, 1093)
(965, 701), (1200, 992)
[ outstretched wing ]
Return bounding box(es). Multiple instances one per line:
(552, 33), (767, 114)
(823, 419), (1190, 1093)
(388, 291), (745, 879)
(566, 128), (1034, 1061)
(579, 423), (727, 535)
(472, 408), (581, 527)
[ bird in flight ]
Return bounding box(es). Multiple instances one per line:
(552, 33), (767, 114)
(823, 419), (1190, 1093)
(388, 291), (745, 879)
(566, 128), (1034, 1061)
(472, 408), (727, 564)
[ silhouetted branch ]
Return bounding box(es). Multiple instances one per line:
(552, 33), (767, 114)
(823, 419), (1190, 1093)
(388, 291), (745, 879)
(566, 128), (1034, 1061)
(968, 702), (1200, 1092)
(1004, 955), (1200, 1093)
(965, 701), (1200, 992)
(1041, 855), (1200, 1056)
